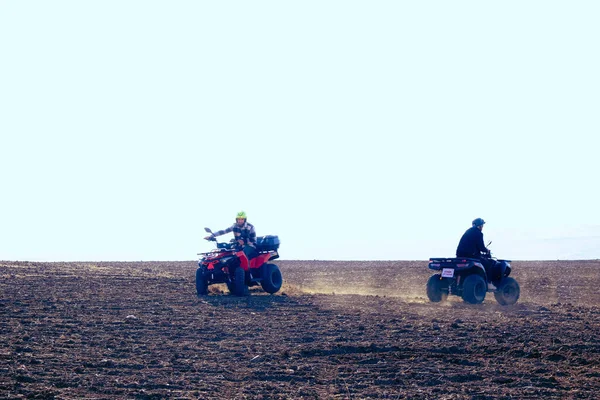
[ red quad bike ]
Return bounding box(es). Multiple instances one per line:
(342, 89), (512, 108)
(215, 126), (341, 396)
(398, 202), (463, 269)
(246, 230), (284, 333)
(426, 243), (520, 305)
(196, 227), (282, 296)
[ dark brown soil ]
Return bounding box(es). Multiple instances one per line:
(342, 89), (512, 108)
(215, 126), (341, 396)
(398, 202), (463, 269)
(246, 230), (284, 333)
(1, 259), (599, 399)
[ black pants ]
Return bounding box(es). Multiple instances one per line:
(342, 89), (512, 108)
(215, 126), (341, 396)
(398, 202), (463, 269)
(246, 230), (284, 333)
(243, 245), (258, 260)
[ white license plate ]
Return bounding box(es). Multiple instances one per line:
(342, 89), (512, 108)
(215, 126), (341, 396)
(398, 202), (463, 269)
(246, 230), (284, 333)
(441, 268), (455, 278)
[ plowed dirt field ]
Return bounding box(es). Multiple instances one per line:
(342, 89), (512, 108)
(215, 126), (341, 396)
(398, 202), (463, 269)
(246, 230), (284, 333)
(1, 260), (599, 399)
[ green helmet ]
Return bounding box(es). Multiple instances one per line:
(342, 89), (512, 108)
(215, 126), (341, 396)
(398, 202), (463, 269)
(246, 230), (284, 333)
(236, 211), (247, 220)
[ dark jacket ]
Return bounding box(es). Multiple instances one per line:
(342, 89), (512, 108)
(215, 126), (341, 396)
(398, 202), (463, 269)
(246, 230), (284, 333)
(456, 227), (488, 258)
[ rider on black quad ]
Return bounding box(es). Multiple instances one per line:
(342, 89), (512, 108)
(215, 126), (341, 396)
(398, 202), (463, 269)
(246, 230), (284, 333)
(427, 218), (520, 305)
(457, 218), (489, 257)
(456, 218), (503, 286)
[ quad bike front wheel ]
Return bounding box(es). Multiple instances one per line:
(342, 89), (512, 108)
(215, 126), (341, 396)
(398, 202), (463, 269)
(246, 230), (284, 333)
(426, 274), (448, 302)
(195, 267), (208, 296)
(462, 274), (487, 304)
(261, 263), (283, 294)
(226, 281), (235, 294)
(494, 277), (520, 305)
(232, 267), (247, 296)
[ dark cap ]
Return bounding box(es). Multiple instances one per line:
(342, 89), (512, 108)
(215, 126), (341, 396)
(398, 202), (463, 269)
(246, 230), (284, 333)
(472, 218), (486, 227)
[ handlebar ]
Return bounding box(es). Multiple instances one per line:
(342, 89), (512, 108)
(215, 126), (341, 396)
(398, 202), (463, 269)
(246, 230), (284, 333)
(201, 227), (243, 255)
(198, 243), (236, 254)
(481, 250), (495, 260)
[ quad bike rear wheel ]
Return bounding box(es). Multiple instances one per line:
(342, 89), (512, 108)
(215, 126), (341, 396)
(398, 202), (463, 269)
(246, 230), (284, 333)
(426, 274), (448, 302)
(195, 267), (208, 296)
(462, 274), (486, 304)
(261, 263), (283, 294)
(494, 277), (520, 305)
(232, 267), (247, 296)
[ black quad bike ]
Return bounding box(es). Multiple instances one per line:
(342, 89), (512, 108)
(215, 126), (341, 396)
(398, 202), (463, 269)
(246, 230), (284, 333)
(426, 246), (520, 305)
(196, 228), (282, 296)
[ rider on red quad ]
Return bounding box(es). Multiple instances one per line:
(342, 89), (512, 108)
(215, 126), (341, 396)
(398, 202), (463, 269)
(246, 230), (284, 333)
(456, 218), (499, 282)
(204, 211), (258, 260)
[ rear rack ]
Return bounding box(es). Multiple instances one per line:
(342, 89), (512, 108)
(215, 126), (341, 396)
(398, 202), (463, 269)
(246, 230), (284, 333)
(428, 257), (482, 271)
(429, 257), (479, 263)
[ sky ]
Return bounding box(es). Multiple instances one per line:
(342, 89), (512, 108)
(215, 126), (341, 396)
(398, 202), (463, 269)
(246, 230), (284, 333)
(1, 1), (599, 262)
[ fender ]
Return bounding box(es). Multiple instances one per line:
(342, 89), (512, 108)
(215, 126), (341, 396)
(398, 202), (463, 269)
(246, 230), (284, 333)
(250, 253), (271, 269)
(236, 251), (273, 270)
(236, 250), (250, 270)
(470, 262), (487, 278)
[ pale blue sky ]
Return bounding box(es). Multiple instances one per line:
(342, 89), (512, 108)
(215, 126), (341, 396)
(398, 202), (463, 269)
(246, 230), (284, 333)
(1, 1), (598, 261)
